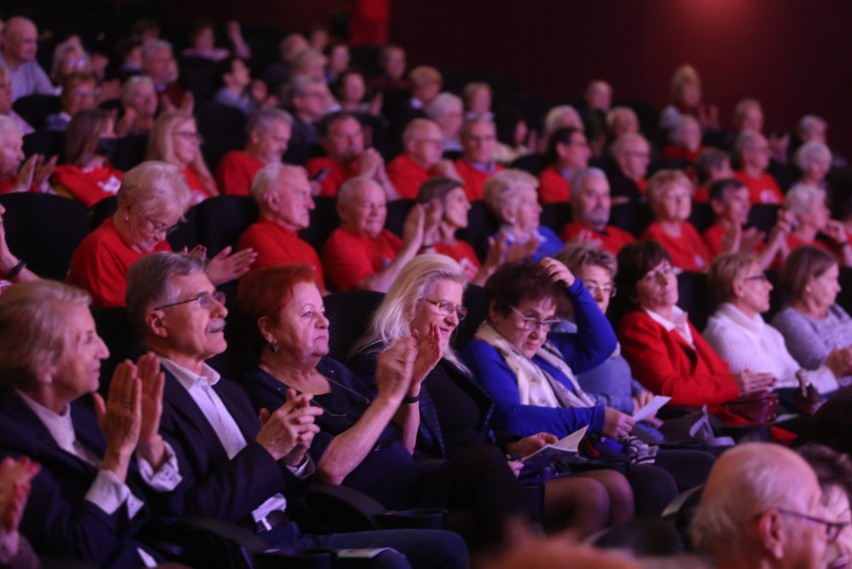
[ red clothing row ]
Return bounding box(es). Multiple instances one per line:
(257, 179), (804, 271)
(216, 151), (265, 197)
(305, 157), (360, 198)
(453, 159), (504, 202)
(67, 217), (171, 307)
(51, 164), (123, 208)
(434, 240), (481, 282)
(386, 153), (434, 200)
(618, 310), (740, 409)
(237, 218), (326, 290)
(560, 221), (636, 256)
(537, 165), (570, 204)
(641, 221), (712, 272)
(733, 171), (783, 205)
(322, 227), (402, 291)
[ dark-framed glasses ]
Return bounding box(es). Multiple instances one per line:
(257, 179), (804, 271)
(422, 298), (468, 321)
(510, 306), (560, 332)
(154, 290), (226, 311)
(757, 508), (850, 542)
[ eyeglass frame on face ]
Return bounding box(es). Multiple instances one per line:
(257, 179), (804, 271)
(421, 298), (468, 321)
(173, 130), (204, 144)
(510, 306), (560, 332)
(755, 508), (850, 543)
(143, 215), (179, 236)
(586, 283), (617, 298)
(153, 290), (227, 311)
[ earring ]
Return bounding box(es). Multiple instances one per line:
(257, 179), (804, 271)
(124, 214), (130, 222)
(269, 341), (280, 353)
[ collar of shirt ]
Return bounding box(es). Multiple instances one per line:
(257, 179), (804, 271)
(17, 390), (76, 452)
(643, 305), (694, 347)
(467, 159), (497, 173)
(160, 358), (222, 392)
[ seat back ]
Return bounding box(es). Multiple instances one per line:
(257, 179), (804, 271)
(609, 202), (654, 237)
(456, 201), (500, 260)
(192, 195), (259, 254)
(454, 284), (487, 349)
(12, 94), (61, 129)
(22, 130), (64, 159)
(323, 290), (385, 362)
(299, 196), (340, 252)
(540, 202), (572, 235)
(677, 271), (713, 332)
(0, 193), (90, 280)
(111, 134), (148, 171)
(195, 102), (247, 172)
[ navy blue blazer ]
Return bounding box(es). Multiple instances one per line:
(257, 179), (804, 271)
(158, 366), (309, 526)
(0, 389), (160, 569)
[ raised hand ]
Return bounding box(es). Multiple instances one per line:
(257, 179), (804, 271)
(94, 360), (142, 481)
(256, 390), (322, 463)
(411, 323), (442, 386)
(540, 257), (576, 287)
(375, 336), (417, 402)
(136, 353), (167, 468)
(205, 246), (257, 285)
(401, 204), (425, 249)
(0, 456), (40, 534)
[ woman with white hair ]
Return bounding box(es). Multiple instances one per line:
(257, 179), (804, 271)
(795, 140), (832, 188)
(425, 93), (464, 152)
(117, 75), (158, 136)
(538, 105), (583, 153)
(784, 183), (852, 266)
(661, 115), (707, 165)
(483, 169), (564, 262)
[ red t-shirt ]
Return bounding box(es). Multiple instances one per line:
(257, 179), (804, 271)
(237, 219), (326, 290)
(642, 220), (712, 272)
(537, 165), (570, 204)
(435, 240), (481, 282)
(561, 221), (636, 256)
(67, 217), (172, 307)
(183, 167), (217, 204)
(51, 164), (124, 207)
(453, 159), (504, 202)
(305, 157), (360, 198)
(733, 171), (783, 205)
(216, 151), (265, 197)
(386, 153), (431, 200)
(322, 227), (402, 291)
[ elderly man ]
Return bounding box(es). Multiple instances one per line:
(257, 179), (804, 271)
(287, 74), (333, 150)
(322, 176), (430, 292)
(734, 130), (784, 205)
(560, 168), (635, 255)
(216, 107), (292, 196)
(124, 252), (467, 569)
(141, 39), (188, 110)
(0, 17), (52, 100)
(424, 93), (464, 152)
(691, 442), (832, 569)
(607, 132), (651, 204)
(387, 118), (460, 199)
(453, 118), (504, 202)
(237, 164), (325, 289)
(306, 111), (397, 199)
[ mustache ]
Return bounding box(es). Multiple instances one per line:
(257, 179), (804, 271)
(207, 320), (226, 333)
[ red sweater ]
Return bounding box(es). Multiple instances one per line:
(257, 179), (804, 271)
(51, 164), (124, 207)
(435, 240), (481, 282)
(733, 171), (783, 205)
(453, 159), (504, 202)
(537, 165), (570, 204)
(561, 221), (636, 256)
(386, 153), (432, 200)
(237, 219), (326, 290)
(216, 151), (265, 197)
(305, 157), (360, 198)
(322, 227), (402, 291)
(642, 221), (712, 272)
(618, 310), (740, 408)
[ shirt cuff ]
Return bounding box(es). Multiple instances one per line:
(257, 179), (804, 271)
(136, 441), (182, 492)
(84, 470), (132, 515)
(286, 455), (315, 479)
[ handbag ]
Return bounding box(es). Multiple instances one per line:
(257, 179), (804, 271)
(720, 391), (778, 425)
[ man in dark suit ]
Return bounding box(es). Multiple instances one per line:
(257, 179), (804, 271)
(125, 252), (469, 569)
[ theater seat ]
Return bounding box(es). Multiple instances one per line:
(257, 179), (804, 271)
(299, 196), (339, 252)
(192, 195), (259, 254)
(12, 94), (60, 129)
(195, 102), (247, 172)
(677, 271), (713, 332)
(323, 289), (384, 361)
(22, 130), (63, 159)
(456, 201), (500, 260)
(609, 202), (654, 237)
(591, 518), (685, 556)
(540, 202), (571, 235)
(385, 198), (415, 238)
(454, 284), (487, 349)
(747, 204), (780, 234)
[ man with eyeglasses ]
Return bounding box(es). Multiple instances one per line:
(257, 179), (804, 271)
(692, 442), (838, 569)
(125, 252), (469, 569)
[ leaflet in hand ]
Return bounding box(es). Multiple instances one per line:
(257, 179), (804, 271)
(521, 426), (588, 463)
(633, 396), (671, 422)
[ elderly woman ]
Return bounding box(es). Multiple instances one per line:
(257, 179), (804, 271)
(425, 93), (464, 153)
(640, 169), (713, 272)
(68, 160), (254, 307)
(795, 140), (832, 188)
(784, 183), (852, 266)
(147, 110), (218, 203)
(661, 115), (707, 165)
(50, 108), (123, 207)
(771, 246), (852, 387)
(616, 241), (776, 410)
(483, 169), (563, 262)
(350, 254), (635, 537)
(703, 252), (841, 396)
(237, 264), (536, 549)
(0, 116), (53, 195)
(334, 69), (381, 116)
(0, 280), (179, 567)
(117, 75), (158, 136)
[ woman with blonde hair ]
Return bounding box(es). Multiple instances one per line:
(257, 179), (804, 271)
(147, 110), (217, 203)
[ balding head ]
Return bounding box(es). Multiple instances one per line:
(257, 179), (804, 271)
(251, 163), (314, 231)
(691, 443), (828, 568)
(1, 17), (38, 66)
(337, 177), (387, 238)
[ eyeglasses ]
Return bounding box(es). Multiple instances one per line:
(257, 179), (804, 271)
(756, 508), (850, 543)
(144, 215), (179, 236)
(422, 298), (468, 321)
(586, 283), (617, 298)
(510, 306), (560, 331)
(742, 274), (769, 283)
(174, 131), (204, 143)
(154, 290), (226, 311)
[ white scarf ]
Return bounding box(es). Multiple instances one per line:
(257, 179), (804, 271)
(474, 321), (595, 409)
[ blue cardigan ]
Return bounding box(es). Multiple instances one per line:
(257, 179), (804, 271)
(460, 278), (617, 438)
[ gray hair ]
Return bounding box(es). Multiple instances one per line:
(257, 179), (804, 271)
(734, 129), (764, 155)
(569, 167), (608, 204)
(799, 115), (827, 139)
(250, 163), (305, 204)
(141, 39), (173, 61)
(290, 74), (326, 99)
(483, 169), (539, 216)
(338, 175), (381, 209)
(611, 132), (649, 157)
(117, 160), (193, 221)
(670, 114), (701, 146)
(544, 105), (583, 137)
(125, 252), (207, 338)
(425, 93), (462, 120)
(795, 140), (831, 171)
(0, 114), (21, 140)
(246, 106), (292, 138)
(0, 281), (90, 389)
(784, 182), (826, 216)
(120, 75), (155, 106)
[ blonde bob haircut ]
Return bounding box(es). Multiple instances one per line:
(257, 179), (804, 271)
(483, 169), (539, 218)
(353, 254), (468, 369)
(147, 110), (216, 197)
(0, 280), (91, 389)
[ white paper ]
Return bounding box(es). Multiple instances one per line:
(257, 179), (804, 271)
(633, 396), (671, 422)
(521, 426), (588, 462)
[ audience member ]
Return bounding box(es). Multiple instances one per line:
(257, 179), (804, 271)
(0, 65), (33, 135)
(578, 79), (612, 149)
(181, 20), (251, 61)
(43, 72), (97, 131)
(290, 48), (327, 80)
(334, 68), (381, 116)
(798, 114), (847, 169)
(607, 132), (651, 204)
(733, 130), (784, 205)
(213, 56), (256, 116)
(323, 41), (350, 84)
(48, 38), (91, 89)
(454, 118), (505, 202)
(141, 39), (190, 111)
(371, 45), (408, 91)
(306, 111), (397, 198)
(463, 82), (493, 121)
(287, 74), (333, 148)
(537, 127), (591, 204)
(0, 116), (52, 195)
(641, 169), (713, 272)
(237, 163), (326, 289)
(659, 64), (718, 134)
(560, 168), (635, 255)
(605, 106), (640, 142)
(387, 118), (460, 199)
(425, 93), (464, 153)
(262, 33), (309, 89)
(693, 148), (733, 203)
(661, 115), (706, 165)
(0, 17), (52, 100)
(147, 110), (218, 202)
(323, 176), (431, 291)
(216, 107), (292, 196)
(795, 140), (832, 188)
(117, 75), (158, 136)
(406, 66), (442, 112)
(783, 183), (852, 265)
(539, 105), (584, 154)
(691, 442), (831, 569)
(771, 246), (852, 387)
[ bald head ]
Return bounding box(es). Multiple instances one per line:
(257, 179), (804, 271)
(1, 17), (38, 66)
